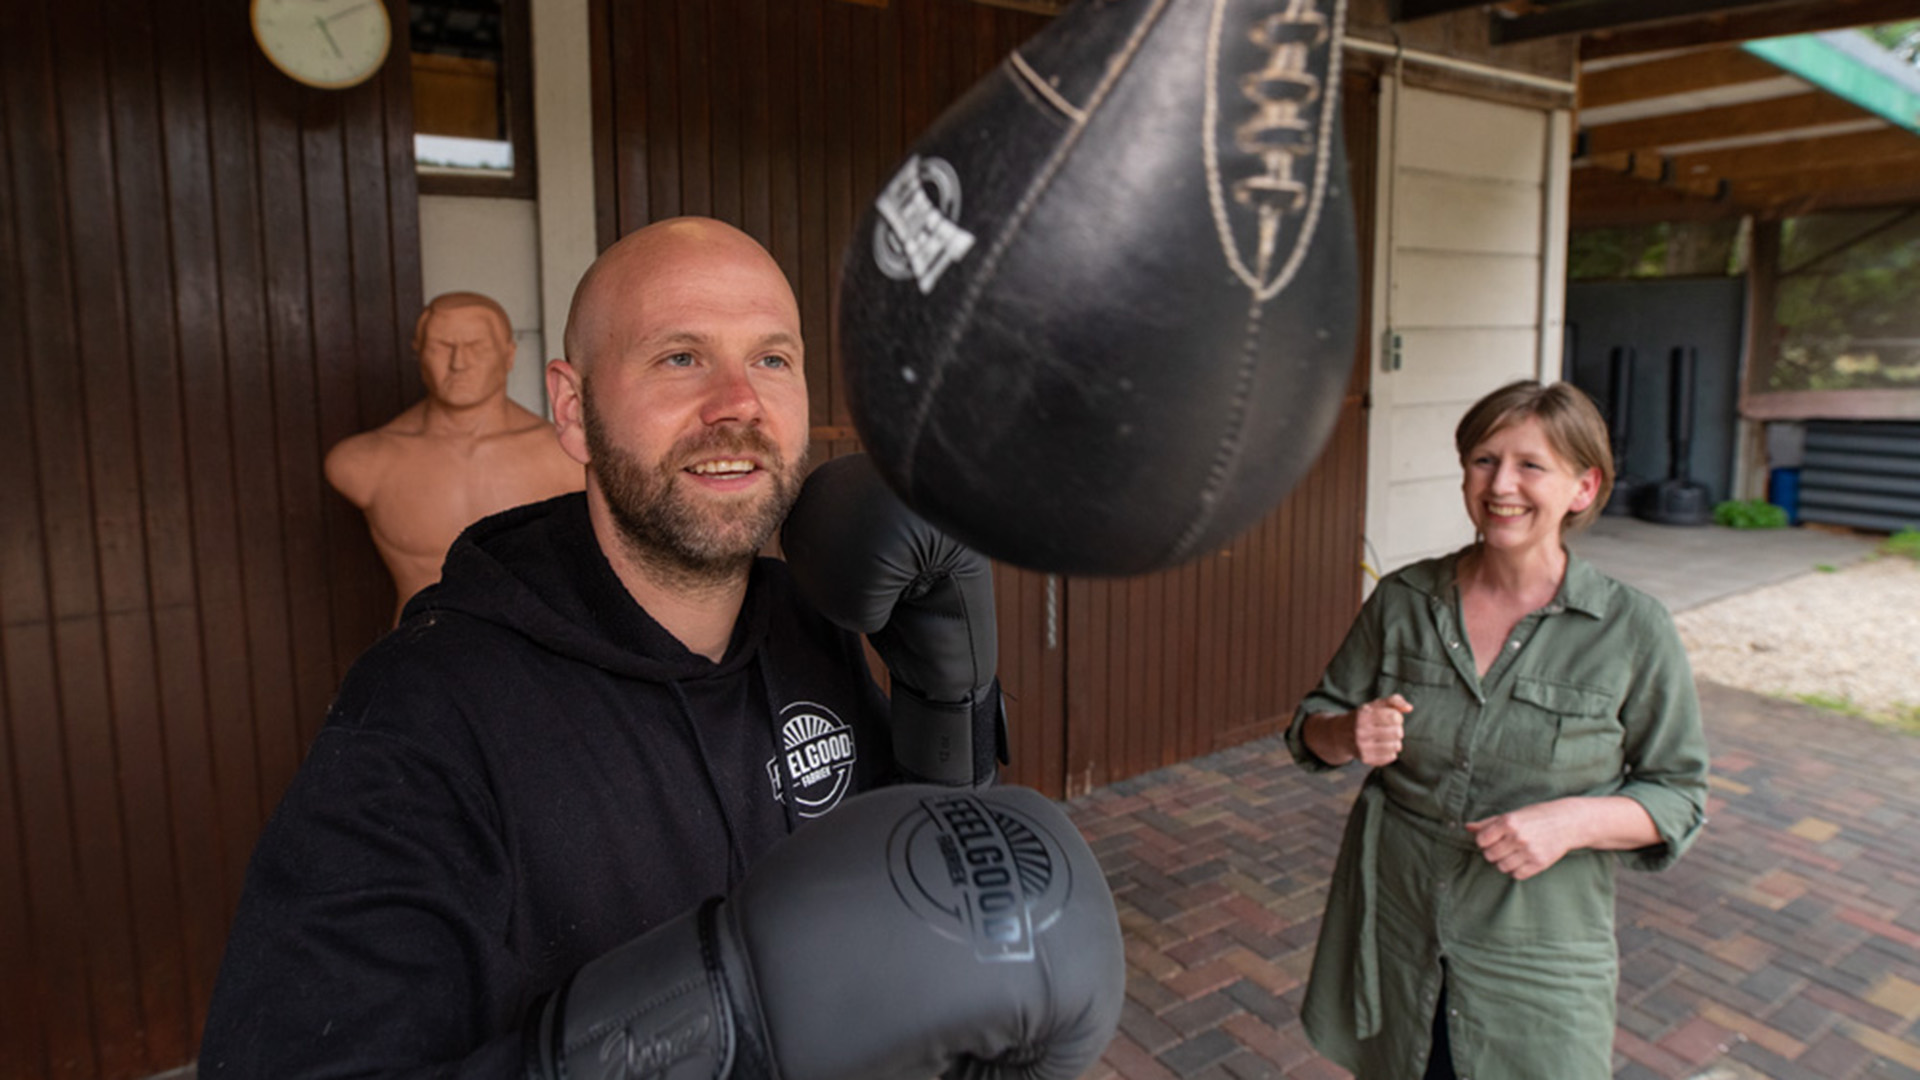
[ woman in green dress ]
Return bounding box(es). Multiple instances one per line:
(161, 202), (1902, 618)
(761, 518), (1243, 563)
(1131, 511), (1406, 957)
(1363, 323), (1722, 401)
(1287, 379), (1710, 1079)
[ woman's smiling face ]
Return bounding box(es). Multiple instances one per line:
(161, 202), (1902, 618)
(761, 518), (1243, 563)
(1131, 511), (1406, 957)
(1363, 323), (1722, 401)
(1462, 415), (1602, 553)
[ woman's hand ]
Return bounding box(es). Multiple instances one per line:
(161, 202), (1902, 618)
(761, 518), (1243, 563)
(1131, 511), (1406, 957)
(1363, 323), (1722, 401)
(1352, 695), (1412, 766)
(1467, 796), (1661, 880)
(1303, 694), (1412, 767)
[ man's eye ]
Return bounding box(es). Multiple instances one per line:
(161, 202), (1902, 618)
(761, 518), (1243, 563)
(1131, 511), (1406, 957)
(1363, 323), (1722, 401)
(663, 352), (695, 367)
(759, 354), (791, 370)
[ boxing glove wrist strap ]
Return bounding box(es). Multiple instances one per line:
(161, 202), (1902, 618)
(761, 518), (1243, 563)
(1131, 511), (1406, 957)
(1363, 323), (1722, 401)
(524, 901), (736, 1080)
(888, 681), (977, 785)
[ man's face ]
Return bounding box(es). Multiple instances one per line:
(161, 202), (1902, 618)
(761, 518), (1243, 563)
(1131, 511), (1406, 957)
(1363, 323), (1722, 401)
(419, 306), (513, 408)
(560, 236), (811, 581)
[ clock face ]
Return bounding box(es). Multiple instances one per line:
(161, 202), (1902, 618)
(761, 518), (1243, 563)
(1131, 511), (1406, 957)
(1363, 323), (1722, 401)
(252, 0), (393, 90)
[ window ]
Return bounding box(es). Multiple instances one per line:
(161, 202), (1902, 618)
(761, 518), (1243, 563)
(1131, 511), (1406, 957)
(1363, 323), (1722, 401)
(411, 0), (535, 198)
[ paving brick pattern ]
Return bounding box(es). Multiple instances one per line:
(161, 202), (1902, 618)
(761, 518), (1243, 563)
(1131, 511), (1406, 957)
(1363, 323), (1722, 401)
(1065, 681), (1920, 1079)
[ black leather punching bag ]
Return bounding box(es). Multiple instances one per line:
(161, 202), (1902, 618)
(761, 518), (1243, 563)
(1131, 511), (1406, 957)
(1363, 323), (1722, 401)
(838, 0), (1359, 576)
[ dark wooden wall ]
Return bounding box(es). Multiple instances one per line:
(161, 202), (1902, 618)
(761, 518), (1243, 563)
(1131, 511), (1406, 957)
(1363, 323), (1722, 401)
(594, 0), (1376, 798)
(0, 1), (421, 1076)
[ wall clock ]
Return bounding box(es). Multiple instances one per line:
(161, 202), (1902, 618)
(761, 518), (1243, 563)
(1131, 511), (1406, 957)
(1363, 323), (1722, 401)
(252, 0), (393, 90)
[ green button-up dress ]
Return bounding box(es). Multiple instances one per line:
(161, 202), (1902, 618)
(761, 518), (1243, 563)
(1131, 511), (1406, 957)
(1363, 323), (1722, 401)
(1285, 548), (1709, 1080)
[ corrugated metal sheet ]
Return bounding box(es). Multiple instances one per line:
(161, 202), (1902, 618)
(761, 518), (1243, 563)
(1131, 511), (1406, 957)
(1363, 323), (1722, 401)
(1798, 421), (1920, 533)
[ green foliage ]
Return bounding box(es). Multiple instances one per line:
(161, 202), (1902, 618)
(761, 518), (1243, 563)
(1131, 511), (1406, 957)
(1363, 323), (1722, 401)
(1882, 527), (1920, 561)
(1713, 499), (1789, 529)
(1767, 209), (1920, 392)
(1793, 691), (1864, 717)
(1568, 221), (1746, 281)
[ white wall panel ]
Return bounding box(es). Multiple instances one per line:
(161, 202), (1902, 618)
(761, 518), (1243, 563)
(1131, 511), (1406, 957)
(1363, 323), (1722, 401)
(1390, 401), (1471, 483)
(1394, 169), (1544, 256)
(1396, 88), (1547, 181)
(1383, 476), (1475, 567)
(1394, 327), (1539, 403)
(1392, 251), (1541, 328)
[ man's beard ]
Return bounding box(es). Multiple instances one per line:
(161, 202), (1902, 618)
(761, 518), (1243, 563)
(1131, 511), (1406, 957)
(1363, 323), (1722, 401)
(583, 379), (808, 589)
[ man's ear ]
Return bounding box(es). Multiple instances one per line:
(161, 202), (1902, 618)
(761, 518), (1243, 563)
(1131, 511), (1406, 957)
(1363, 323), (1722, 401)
(547, 359), (592, 466)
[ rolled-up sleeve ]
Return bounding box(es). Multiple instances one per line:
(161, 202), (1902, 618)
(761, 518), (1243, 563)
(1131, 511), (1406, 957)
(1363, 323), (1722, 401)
(1287, 591), (1386, 771)
(1612, 605), (1710, 871)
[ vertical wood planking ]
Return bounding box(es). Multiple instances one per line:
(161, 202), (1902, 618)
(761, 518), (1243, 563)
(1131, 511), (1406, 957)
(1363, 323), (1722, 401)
(3, 0), (421, 1070)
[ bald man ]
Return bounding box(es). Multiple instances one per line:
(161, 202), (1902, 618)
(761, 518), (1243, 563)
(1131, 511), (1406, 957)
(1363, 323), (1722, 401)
(326, 291), (583, 621)
(199, 220), (920, 1075)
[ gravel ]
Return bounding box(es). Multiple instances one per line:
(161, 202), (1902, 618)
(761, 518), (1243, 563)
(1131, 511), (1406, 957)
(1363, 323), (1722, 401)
(1672, 554), (1920, 726)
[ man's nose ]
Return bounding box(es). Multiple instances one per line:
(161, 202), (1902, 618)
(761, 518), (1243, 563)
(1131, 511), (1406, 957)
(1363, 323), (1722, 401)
(700, 362), (764, 426)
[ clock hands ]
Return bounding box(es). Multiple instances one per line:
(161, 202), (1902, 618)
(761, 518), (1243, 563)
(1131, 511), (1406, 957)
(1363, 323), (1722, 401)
(312, 3), (377, 63)
(314, 16), (345, 59)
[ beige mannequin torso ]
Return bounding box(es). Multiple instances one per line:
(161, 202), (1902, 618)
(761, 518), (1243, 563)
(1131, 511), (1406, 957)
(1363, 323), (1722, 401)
(326, 397), (582, 620)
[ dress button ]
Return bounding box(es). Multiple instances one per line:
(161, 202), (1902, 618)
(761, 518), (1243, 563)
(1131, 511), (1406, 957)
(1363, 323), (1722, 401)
(1449, 640), (1460, 649)
(1508, 640), (1519, 650)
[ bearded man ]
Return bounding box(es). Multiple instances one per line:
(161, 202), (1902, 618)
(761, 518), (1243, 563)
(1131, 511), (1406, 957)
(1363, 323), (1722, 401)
(196, 219), (1043, 1078)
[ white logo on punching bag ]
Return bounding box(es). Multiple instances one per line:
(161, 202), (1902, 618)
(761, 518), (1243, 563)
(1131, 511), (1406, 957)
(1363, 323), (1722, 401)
(873, 155), (976, 294)
(766, 703), (857, 818)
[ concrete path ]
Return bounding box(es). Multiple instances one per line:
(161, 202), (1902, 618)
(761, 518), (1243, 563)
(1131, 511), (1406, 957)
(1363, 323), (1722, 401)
(1568, 516), (1882, 613)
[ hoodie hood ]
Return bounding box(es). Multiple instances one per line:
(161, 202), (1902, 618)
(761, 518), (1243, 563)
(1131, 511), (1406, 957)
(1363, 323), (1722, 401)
(403, 492), (772, 682)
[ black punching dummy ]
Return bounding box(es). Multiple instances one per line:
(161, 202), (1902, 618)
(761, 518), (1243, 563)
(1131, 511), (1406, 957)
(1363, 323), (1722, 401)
(839, 0), (1359, 576)
(783, 453), (1005, 787)
(524, 784), (1125, 1080)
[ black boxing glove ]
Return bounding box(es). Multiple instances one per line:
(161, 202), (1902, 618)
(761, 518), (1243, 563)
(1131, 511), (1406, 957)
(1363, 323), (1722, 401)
(523, 784), (1125, 1080)
(782, 453), (1003, 786)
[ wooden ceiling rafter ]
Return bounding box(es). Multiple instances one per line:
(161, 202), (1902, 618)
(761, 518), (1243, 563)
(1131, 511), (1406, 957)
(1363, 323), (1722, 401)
(1545, 0), (1920, 226)
(1580, 0), (1920, 60)
(1578, 92), (1876, 157)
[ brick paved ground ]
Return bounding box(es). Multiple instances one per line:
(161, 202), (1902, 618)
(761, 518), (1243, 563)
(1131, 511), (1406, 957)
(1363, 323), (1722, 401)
(1066, 681), (1920, 1080)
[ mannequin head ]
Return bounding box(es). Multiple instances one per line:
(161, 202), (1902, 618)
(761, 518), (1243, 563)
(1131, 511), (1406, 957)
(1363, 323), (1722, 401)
(414, 292), (517, 410)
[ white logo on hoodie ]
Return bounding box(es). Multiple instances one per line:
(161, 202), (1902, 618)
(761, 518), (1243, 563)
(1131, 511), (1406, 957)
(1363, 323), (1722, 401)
(767, 703), (856, 818)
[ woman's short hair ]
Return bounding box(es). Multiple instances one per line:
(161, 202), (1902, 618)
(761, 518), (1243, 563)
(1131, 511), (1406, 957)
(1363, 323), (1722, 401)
(1454, 379), (1615, 532)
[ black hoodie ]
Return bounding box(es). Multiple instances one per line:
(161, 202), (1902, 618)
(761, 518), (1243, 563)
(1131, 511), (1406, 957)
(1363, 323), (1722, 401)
(198, 494), (894, 1077)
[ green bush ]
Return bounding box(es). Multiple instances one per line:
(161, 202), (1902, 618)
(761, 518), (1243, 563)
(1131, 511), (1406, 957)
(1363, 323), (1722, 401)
(1713, 499), (1790, 529)
(1883, 527), (1920, 561)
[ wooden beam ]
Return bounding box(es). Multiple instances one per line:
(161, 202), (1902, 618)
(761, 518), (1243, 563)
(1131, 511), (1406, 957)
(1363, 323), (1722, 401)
(1578, 47), (1785, 110)
(1582, 0), (1920, 61)
(1580, 92), (1873, 156)
(1389, 0), (1490, 19)
(1493, 0), (1796, 45)
(1666, 126), (1920, 182)
(1731, 157), (1920, 208)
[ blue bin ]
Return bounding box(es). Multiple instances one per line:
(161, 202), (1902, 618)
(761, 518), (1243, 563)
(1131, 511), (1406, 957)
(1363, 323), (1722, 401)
(1768, 467), (1801, 525)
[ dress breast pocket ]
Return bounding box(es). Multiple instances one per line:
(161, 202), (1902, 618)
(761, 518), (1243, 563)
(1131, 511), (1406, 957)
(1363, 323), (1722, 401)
(1379, 654), (1454, 748)
(1499, 677), (1624, 771)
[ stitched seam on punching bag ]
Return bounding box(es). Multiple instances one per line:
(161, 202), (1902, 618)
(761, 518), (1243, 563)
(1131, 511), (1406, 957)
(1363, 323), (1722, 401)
(1202, 0), (1348, 302)
(900, 0), (1177, 485)
(1172, 0), (1349, 563)
(1009, 50), (1089, 125)
(1168, 293), (1268, 564)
